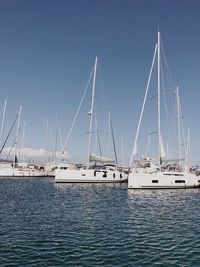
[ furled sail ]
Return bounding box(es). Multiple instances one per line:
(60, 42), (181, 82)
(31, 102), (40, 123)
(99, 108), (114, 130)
(160, 135), (166, 158)
(89, 154), (115, 164)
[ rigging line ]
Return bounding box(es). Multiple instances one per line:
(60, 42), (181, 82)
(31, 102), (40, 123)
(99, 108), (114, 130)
(20, 123), (25, 163)
(129, 43), (158, 168)
(58, 122), (63, 151)
(160, 39), (176, 89)
(45, 118), (49, 161)
(145, 133), (151, 156)
(88, 57), (98, 163)
(0, 108), (3, 119)
(121, 135), (125, 167)
(110, 118), (118, 166)
(161, 59), (171, 154)
(95, 62), (112, 144)
(176, 87), (182, 161)
(96, 60), (109, 117)
(62, 66), (94, 153)
(179, 96), (187, 159)
(149, 94), (158, 100)
(160, 59), (176, 121)
(0, 113), (19, 155)
(48, 122), (54, 163)
(161, 60), (180, 158)
(0, 99), (7, 148)
(6, 139), (16, 161)
(145, 100), (152, 156)
(94, 117), (102, 157)
(48, 122), (54, 150)
(185, 128), (190, 166)
(97, 129), (102, 157)
(54, 116), (59, 163)
(148, 131), (159, 136)
(18, 122), (25, 163)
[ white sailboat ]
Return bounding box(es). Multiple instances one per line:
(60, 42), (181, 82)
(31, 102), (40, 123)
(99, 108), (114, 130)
(0, 104), (46, 177)
(55, 57), (128, 183)
(128, 32), (199, 189)
(0, 161), (46, 177)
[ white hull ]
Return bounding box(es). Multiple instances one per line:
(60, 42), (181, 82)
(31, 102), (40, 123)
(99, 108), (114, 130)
(128, 171), (200, 189)
(0, 167), (46, 177)
(55, 168), (128, 183)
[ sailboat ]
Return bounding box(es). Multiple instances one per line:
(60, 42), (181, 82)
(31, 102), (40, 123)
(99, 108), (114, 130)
(128, 32), (199, 189)
(55, 57), (128, 183)
(0, 104), (46, 177)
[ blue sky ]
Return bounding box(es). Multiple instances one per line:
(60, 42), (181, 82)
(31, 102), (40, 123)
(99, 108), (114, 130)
(0, 0), (200, 165)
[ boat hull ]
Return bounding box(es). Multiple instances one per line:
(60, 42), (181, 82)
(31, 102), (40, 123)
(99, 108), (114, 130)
(0, 167), (46, 177)
(55, 168), (128, 183)
(128, 172), (200, 189)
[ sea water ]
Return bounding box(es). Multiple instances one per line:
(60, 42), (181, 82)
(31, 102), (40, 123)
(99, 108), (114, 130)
(0, 177), (200, 266)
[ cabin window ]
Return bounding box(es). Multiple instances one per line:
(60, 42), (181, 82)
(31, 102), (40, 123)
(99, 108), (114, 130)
(103, 171), (107, 178)
(175, 180), (185, 183)
(82, 174), (86, 176)
(198, 180), (200, 183)
(120, 173), (123, 178)
(152, 180), (158, 183)
(113, 173), (115, 178)
(94, 171), (96, 177)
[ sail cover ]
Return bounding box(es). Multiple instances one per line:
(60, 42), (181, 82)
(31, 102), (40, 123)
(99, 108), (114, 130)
(89, 154), (115, 164)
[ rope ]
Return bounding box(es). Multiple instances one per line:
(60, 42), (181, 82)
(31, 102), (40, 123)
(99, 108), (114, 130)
(62, 66), (94, 153)
(0, 113), (19, 155)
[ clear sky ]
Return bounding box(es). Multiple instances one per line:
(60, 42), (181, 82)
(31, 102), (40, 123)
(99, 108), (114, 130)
(0, 0), (200, 165)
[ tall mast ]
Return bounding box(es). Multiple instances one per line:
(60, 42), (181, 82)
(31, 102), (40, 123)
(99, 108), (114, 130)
(0, 98), (7, 149)
(129, 44), (158, 168)
(186, 128), (190, 168)
(157, 31), (162, 166)
(121, 134), (125, 167)
(53, 116), (59, 164)
(14, 105), (22, 165)
(88, 57), (98, 164)
(176, 86), (182, 162)
(108, 110), (111, 157)
(110, 117), (118, 166)
(45, 118), (49, 164)
(19, 122), (25, 163)
(95, 117), (102, 156)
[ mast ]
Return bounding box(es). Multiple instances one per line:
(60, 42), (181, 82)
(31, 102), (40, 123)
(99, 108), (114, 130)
(19, 122), (25, 163)
(108, 110), (111, 157)
(157, 31), (162, 166)
(45, 118), (49, 164)
(186, 128), (190, 169)
(129, 44), (158, 168)
(62, 68), (94, 154)
(110, 117), (118, 166)
(121, 135), (125, 167)
(0, 98), (7, 149)
(58, 122), (63, 157)
(176, 86), (182, 162)
(95, 117), (102, 156)
(88, 57), (98, 164)
(14, 105), (22, 165)
(52, 116), (59, 165)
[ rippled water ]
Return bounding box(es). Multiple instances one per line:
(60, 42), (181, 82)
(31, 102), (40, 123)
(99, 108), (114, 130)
(0, 177), (200, 266)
